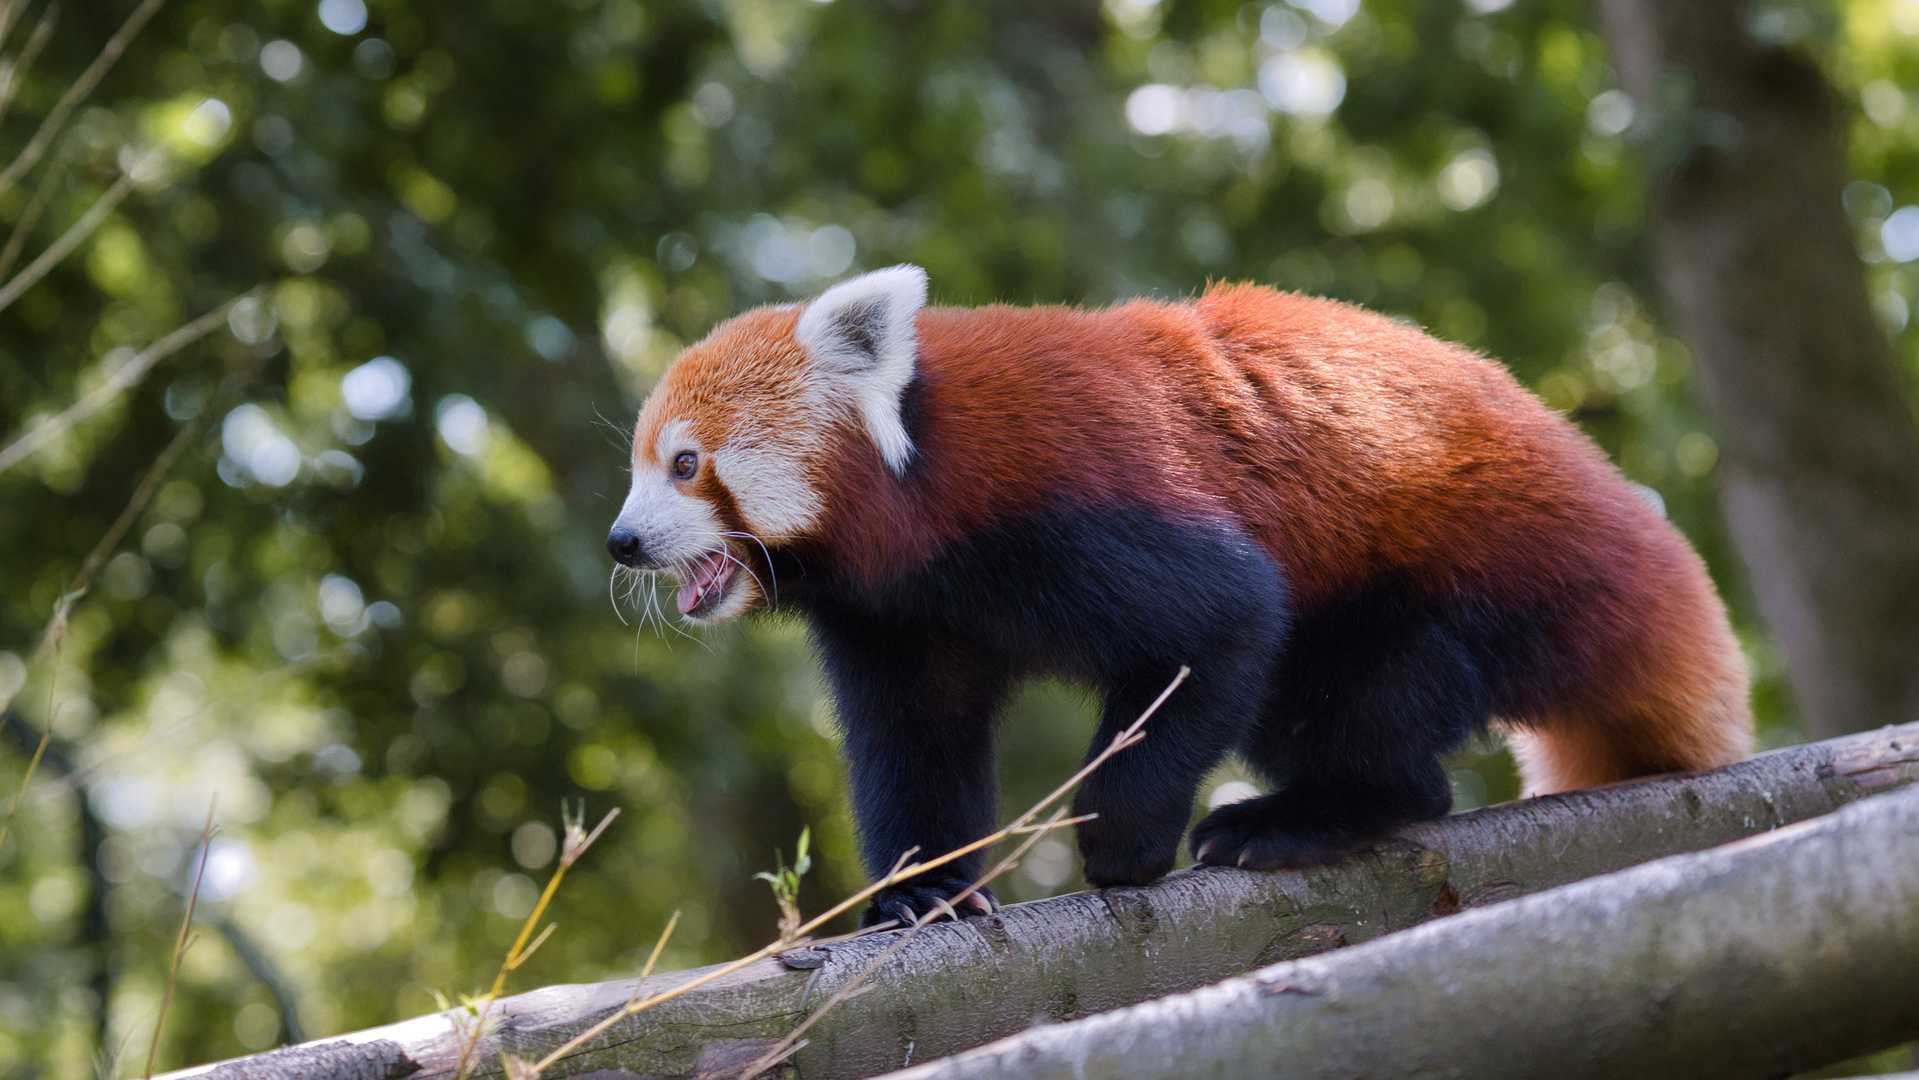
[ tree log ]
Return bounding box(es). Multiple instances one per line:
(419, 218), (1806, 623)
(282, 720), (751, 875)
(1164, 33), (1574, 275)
(1594, 0), (1919, 738)
(162, 722), (1919, 1080)
(889, 780), (1919, 1080)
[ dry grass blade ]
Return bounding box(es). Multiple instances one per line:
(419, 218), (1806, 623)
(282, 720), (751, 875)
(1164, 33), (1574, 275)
(0, 170), (134, 315)
(632, 911), (680, 990)
(0, 295), (242, 476)
(1002, 665), (1187, 839)
(561, 805), (620, 867)
(737, 805), (1084, 1080)
(144, 796), (215, 1080)
(1006, 813), (1096, 833)
(521, 666), (1190, 1080)
(0, 155), (66, 281)
(451, 807), (620, 1080)
(770, 664), (1186, 944)
(523, 911), (680, 1074)
(0, 1), (59, 128)
(0, 0), (164, 199)
(508, 924), (557, 971)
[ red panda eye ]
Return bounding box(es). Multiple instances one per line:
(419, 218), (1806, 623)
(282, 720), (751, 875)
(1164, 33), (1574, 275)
(672, 451), (697, 480)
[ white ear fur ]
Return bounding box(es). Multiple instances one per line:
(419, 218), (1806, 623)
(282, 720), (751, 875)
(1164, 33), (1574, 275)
(794, 264), (926, 475)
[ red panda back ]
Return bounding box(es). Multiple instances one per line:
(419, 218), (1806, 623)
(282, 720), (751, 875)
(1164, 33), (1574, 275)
(821, 283), (1751, 791)
(846, 286), (1660, 610)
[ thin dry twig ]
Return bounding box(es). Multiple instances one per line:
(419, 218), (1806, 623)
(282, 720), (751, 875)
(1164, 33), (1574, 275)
(733, 672), (1190, 1080)
(511, 923), (557, 970)
(144, 796), (214, 1080)
(451, 806), (621, 1080)
(0, 0), (164, 199)
(521, 665), (1191, 1080)
(739, 805), (1084, 1080)
(522, 909), (685, 1072)
(0, 2), (60, 129)
(0, 169), (135, 315)
(631, 910), (680, 991)
(0, 155), (66, 281)
(0, 295), (243, 476)
(1006, 813), (1097, 833)
(561, 805), (620, 867)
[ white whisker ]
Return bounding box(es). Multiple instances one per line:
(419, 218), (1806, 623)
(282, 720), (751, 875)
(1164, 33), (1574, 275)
(717, 549), (771, 608)
(608, 525), (784, 650)
(608, 569), (629, 626)
(716, 530), (780, 604)
(645, 577), (671, 650)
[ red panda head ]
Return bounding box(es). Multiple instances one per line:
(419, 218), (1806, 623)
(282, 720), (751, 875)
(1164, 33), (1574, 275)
(607, 265), (926, 623)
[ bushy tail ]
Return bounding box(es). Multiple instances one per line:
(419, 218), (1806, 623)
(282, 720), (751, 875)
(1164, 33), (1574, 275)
(1504, 571), (1752, 796)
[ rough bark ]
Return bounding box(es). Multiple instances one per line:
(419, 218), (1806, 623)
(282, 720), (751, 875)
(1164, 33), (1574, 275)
(157, 723), (1919, 1080)
(892, 781), (1919, 1080)
(1594, 0), (1919, 737)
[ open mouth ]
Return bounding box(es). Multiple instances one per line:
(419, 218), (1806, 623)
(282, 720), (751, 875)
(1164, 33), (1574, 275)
(676, 550), (739, 618)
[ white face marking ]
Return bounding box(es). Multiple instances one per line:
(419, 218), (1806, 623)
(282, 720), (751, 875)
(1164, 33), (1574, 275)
(612, 421), (726, 569)
(611, 419), (772, 625)
(711, 444), (822, 537)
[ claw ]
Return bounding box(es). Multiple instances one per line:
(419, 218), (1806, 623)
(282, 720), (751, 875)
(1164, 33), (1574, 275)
(1195, 839), (1217, 862)
(863, 879), (998, 927)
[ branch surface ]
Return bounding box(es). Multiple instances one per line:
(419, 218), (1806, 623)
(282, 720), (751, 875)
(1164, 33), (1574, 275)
(159, 723), (1919, 1080)
(889, 779), (1919, 1080)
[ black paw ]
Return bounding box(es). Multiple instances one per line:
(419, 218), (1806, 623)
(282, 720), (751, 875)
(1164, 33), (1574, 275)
(860, 878), (998, 928)
(1189, 794), (1374, 871)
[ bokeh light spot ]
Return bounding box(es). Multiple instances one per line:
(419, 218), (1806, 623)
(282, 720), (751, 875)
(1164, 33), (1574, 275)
(260, 40), (304, 82)
(318, 0), (368, 35)
(341, 357), (411, 420)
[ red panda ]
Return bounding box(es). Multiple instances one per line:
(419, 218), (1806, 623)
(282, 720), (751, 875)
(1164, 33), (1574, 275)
(608, 265), (1752, 925)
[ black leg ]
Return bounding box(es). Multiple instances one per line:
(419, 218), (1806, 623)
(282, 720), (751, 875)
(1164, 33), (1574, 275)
(1192, 593), (1487, 870)
(799, 506), (1294, 904)
(1074, 641), (1276, 887)
(810, 608), (1012, 925)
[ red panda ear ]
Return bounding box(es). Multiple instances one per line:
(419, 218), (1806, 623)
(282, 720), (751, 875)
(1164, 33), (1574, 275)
(795, 264), (926, 475)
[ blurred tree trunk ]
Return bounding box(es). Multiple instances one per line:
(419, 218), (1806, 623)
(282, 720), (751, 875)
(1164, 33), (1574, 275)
(1594, 0), (1919, 738)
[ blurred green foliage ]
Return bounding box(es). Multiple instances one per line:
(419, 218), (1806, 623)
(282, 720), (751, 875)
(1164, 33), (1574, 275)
(1, 0), (1916, 1074)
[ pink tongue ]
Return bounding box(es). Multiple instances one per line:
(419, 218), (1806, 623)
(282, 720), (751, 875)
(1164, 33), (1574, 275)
(677, 554), (727, 615)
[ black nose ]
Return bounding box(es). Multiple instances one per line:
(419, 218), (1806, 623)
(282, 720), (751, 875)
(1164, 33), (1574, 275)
(607, 529), (646, 568)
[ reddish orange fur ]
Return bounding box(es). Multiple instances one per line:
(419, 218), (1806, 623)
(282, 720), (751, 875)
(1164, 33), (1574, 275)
(641, 284), (1752, 792)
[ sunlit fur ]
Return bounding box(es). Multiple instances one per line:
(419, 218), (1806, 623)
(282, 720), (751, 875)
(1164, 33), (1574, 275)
(610, 266), (1754, 920)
